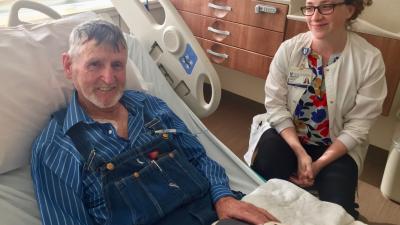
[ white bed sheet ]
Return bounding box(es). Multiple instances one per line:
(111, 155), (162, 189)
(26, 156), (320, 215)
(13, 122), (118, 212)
(0, 165), (40, 225)
(0, 12), (365, 225)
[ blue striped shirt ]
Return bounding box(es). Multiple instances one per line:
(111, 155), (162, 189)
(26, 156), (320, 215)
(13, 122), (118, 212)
(31, 90), (233, 225)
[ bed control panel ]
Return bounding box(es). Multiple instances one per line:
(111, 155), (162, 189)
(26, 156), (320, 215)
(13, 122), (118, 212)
(112, 0), (221, 118)
(179, 44), (197, 75)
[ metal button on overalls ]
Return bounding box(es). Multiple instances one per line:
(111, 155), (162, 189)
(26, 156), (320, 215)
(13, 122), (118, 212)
(106, 162), (115, 171)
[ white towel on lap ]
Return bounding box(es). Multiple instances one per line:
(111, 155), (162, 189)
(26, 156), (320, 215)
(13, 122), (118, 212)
(241, 179), (366, 225)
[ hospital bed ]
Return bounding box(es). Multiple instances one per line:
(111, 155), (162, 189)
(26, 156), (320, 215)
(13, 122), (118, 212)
(0, 1), (365, 225)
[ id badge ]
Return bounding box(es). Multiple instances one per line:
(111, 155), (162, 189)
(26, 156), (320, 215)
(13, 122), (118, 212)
(287, 67), (313, 88)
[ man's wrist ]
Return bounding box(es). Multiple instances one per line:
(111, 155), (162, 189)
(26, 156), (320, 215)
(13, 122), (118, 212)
(214, 196), (236, 210)
(213, 192), (236, 204)
(210, 183), (235, 202)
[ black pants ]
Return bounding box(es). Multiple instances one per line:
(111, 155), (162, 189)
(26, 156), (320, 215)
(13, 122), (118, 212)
(251, 128), (359, 219)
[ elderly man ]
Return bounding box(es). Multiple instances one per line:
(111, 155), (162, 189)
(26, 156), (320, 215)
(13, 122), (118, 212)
(31, 19), (276, 225)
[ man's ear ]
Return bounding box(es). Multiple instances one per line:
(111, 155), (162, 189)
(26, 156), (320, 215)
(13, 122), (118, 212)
(62, 53), (73, 79)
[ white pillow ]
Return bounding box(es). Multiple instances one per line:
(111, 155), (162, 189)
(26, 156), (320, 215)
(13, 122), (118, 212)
(0, 12), (147, 174)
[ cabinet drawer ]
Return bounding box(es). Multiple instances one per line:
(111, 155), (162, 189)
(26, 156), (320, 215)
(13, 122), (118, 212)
(171, 0), (288, 32)
(180, 10), (283, 56)
(197, 37), (271, 79)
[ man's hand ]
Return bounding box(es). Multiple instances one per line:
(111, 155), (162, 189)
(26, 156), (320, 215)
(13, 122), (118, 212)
(215, 196), (279, 225)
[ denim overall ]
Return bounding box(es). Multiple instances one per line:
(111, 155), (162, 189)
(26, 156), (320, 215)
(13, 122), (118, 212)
(55, 109), (218, 225)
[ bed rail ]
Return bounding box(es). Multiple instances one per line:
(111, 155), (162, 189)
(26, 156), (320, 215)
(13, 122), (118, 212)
(112, 0), (222, 118)
(8, 0), (61, 26)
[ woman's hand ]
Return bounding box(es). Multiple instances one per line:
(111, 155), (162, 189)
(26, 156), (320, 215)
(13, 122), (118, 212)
(290, 153), (314, 187)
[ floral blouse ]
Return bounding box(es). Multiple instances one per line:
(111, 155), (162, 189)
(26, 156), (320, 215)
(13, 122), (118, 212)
(293, 51), (340, 146)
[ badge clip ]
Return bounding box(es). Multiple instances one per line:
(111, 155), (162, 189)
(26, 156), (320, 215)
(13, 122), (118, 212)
(302, 47), (311, 56)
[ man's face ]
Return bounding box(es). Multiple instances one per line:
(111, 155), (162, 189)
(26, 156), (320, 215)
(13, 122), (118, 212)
(64, 39), (127, 111)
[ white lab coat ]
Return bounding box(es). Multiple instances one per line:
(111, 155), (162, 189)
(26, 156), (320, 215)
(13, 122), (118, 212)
(245, 31), (387, 175)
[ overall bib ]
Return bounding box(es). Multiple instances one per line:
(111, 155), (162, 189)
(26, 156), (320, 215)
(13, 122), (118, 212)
(55, 109), (218, 225)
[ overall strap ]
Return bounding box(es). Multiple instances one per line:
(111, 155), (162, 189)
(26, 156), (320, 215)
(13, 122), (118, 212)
(52, 108), (93, 161)
(67, 124), (93, 161)
(143, 108), (164, 132)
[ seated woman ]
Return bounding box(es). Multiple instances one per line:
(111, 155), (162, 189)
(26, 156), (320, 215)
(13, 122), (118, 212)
(248, 0), (387, 219)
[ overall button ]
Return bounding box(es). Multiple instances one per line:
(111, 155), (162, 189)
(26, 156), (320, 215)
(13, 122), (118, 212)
(106, 162), (115, 171)
(168, 152), (175, 158)
(162, 133), (169, 139)
(132, 172), (140, 178)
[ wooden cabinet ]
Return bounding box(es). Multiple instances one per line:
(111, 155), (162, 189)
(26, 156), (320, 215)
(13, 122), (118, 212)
(285, 19), (400, 116)
(171, 0), (288, 78)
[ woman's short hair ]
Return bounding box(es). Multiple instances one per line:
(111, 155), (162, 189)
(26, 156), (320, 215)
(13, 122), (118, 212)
(345, 0), (373, 21)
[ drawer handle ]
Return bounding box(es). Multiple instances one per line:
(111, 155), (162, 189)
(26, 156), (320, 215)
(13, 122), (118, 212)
(208, 2), (232, 11)
(207, 26), (230, 36)
(207, 49), (229, 59)
(255, 4), (277, 14)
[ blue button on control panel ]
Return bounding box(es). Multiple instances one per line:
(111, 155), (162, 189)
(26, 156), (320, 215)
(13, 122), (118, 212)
(179, 44), (197, 75)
